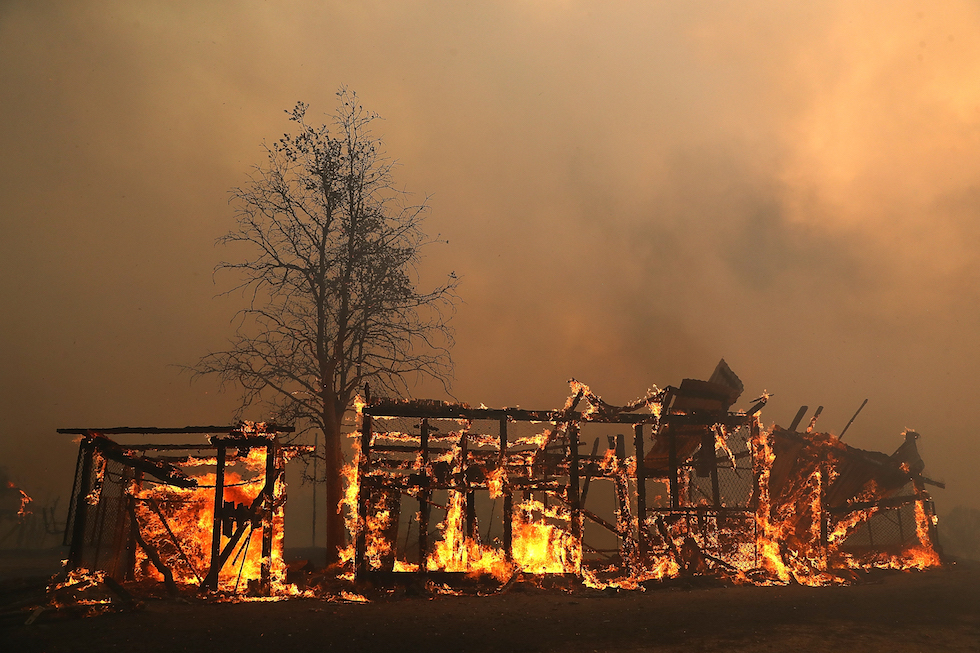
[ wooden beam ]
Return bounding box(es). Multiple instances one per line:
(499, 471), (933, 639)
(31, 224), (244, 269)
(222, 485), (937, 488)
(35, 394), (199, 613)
(57, 425), (295, 435)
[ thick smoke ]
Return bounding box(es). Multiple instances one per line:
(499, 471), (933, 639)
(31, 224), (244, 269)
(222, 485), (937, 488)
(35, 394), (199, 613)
(1, 2), (979, 545)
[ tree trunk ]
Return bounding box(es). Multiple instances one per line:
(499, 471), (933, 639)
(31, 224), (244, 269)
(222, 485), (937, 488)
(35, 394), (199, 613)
(323, 417), (346, 565)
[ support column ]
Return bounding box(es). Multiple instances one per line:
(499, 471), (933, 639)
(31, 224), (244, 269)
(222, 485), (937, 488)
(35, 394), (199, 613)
(67, 438), (95, 571)
(819, 463), (829, 556)
(125, 470), (143, 581)
(206, 443), (227, 590)
(500, 417), (512, 560)
(355, 411), (372, 579)
(613, 433), (635, 572)
(668, 427), (679, 509)
(418, 418), (430, 571)
(703, 428), (721, 508)
(568, 423), (582, 543)
(460, 429), (477, 539)
(260, 439), (280, 592)
(633, 424), (647, 561)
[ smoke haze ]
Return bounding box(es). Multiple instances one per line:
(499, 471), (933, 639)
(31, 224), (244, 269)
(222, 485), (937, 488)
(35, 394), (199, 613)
(2, 1), (979, 543)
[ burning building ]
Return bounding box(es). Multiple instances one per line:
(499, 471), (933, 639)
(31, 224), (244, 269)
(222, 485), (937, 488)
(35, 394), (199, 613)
(347, 361), (943, 588)
(59, 423), (308, 596)
(58, 362), (943, 598)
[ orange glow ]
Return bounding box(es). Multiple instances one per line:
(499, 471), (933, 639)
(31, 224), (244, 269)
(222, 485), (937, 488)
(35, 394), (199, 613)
(127, 438), (293, 595)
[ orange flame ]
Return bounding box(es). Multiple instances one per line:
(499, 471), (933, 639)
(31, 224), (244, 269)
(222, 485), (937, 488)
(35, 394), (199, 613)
(130, 446), (291, 594)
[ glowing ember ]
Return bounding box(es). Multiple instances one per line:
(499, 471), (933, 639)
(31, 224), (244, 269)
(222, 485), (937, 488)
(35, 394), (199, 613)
(9, 482), (33, 519)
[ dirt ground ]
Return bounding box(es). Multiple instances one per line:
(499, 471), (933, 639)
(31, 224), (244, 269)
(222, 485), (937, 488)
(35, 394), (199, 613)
(2, 556), (979, 653)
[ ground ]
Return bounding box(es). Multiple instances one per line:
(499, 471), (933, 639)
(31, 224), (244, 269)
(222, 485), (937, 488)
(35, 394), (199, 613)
(2, 551), (978, 653)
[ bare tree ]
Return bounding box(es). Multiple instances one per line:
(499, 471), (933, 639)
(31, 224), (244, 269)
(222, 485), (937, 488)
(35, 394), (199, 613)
(194, 88), (458, 563)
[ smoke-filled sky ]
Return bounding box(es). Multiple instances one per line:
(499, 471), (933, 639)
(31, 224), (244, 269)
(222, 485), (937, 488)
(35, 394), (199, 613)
(3, 1), (980, 531)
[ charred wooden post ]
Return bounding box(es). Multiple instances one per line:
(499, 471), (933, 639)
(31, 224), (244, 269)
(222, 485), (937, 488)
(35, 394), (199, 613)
(749, 417), (764, 540)
(568, 423), (582, 545)
(87, 456), (112, 569)
(355, 409), (373, 580)
(260, 439), (281, 592)
(500, 417), (512, 560)
(127, 501), (178, 597)
(205, 443), (227, 590)
(466, 490), (477, 539)
(913, 477), (940, 551)
(460, 428), (477, 539)
(819, 463), (829, 553)
(633, 423), (648, 561)
(66, 437), (96, 570)
(838, 398), (868, 441)
(704, 428), (722, 508)
(580, 438), (601, 506)
(668, 428), (679, 509)
(355, 396), (371, 574)
(613, 433), (636, 573)
(418, 418), (431, 570)
(788, 405), (808, 432)
(124, 469), (143, 581)
(89, 457), (110, 571)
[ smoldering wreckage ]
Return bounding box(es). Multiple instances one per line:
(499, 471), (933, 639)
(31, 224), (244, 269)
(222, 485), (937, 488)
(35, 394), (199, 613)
(2, 360), (948, 623)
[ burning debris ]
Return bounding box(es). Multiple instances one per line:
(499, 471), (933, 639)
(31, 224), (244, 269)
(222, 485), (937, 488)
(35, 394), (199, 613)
(0, 470), (65, 552)
(39, 361), (943, 621)
(347, 360), (943, 589)
(0, 568), (140, 627)
(0, 470), (34, 544)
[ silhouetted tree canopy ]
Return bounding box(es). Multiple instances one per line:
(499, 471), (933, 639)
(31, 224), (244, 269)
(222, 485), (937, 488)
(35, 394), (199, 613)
(194, 87), (458, 560)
